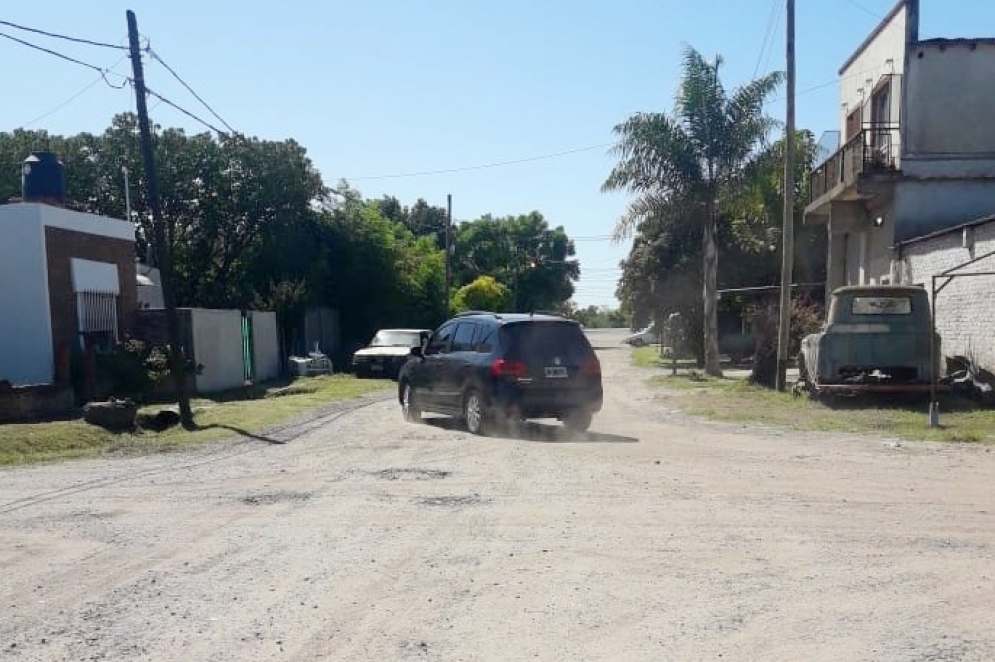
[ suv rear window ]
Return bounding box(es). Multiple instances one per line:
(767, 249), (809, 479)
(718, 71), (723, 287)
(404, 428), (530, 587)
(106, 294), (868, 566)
(501, 322), (592, 363)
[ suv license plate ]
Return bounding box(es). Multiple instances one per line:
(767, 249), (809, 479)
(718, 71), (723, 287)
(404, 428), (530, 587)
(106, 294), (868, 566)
(544, 366), (568, 378)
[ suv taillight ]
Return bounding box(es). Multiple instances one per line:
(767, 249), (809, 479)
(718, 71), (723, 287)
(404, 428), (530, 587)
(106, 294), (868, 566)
(582, 356), (601, 375)
(491, 359), (527, 378)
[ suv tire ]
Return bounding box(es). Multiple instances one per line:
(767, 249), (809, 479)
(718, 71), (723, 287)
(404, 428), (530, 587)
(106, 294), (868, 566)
(563, 409), (592, 434)
(400, 381), (421, 423)
(463, 388), (486, 435)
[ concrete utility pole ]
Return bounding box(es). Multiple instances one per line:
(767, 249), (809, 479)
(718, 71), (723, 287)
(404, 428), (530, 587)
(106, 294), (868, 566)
(775, 0), (796, 392)
(127, 10), (194, 427)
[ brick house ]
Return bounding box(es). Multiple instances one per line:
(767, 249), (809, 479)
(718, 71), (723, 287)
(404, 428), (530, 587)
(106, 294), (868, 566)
(0, 201), (136, 387)
(896, 216), (995, 372)
(805, 0), (995, 293)
(803, 0), (995, 374)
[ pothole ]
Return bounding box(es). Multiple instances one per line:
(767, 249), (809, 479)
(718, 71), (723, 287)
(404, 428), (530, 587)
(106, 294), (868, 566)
(415, 494), (486, 507)
(372, 468), (451, 481)
(240, 491), (313, 505)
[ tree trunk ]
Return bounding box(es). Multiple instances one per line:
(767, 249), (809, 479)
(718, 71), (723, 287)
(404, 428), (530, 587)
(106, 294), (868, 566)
(702, 202), (722, 377)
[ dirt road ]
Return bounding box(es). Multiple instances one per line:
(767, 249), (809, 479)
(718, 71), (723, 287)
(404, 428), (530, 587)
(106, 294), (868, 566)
(2, 328), (994, 661)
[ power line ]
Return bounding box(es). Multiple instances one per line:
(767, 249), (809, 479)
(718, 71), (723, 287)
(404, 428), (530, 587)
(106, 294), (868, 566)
(842, 0), (885, 20)
(753, 0), (780, 79)
(0, 30), (129, 88)
(348, 143), (612, 181)
(144, 87), (227, 135)
(0, 18), (127, 50)
(15, 55), (130, 129)
(147, 47), (237, 134)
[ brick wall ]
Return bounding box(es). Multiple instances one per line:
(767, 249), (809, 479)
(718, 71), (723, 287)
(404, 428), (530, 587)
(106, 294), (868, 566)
(901, 221), (995, 371)
(45, 227), (137, 372)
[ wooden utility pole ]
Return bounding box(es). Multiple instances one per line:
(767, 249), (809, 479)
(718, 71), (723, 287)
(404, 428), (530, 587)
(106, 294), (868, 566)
(775, 0), (796, 392)
(127, 10), (194, 427)
(444, 193), (453, 315)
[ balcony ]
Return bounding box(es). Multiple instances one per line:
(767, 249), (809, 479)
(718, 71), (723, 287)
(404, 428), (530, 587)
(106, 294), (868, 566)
(807, 125), (901, 213)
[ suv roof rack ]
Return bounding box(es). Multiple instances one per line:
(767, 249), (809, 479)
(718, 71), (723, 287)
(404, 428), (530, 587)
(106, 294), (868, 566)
(453, 310), (500, 318)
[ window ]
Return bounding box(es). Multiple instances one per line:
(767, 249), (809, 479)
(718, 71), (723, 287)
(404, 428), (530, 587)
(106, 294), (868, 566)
(425, 322), (456, 355)
(472, 324), (496, 353)
(371, 330), (423, 348)
(852, 296), (912, 315)
(451, 322), (477, 352)
(77, 291), (119, 351)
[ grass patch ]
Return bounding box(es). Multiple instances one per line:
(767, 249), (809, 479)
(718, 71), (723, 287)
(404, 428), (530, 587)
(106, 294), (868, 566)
(0, 375), (390, 466)
(647, 372), (995, 444)
(631, 345), (700, 370)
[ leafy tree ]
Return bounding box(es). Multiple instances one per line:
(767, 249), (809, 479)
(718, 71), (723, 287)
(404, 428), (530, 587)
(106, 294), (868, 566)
(454, 211), (579, 312)
(603, 47), (783, 376)
(450, 275), (512, 313)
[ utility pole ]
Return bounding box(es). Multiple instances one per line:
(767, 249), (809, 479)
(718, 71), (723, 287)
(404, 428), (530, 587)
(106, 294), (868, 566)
(775, 0), (796, 392)
(127, 10), (194, 427)
(444, 193), (453, 315)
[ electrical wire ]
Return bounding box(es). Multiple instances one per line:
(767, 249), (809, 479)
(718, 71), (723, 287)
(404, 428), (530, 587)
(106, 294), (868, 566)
(0, 31), (129, 88)
(147, 47), (237, 134)
(144, 87), (228, 135)
(0, 18), (127, 50)
(842, 0), (886, 20)
(348, 143), (613, 181)
(752, 0), (780, 79)
(15, 55), (130, 129)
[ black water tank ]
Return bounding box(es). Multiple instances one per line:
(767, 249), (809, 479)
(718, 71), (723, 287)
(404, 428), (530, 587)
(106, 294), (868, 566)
(22, 151), (67, 205)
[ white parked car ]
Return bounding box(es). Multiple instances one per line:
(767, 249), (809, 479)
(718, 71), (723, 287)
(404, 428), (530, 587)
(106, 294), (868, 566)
(622, 323), (659, 347)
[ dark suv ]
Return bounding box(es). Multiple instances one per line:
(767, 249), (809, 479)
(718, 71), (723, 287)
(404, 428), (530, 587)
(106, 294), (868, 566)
(397, 311), (603, 435)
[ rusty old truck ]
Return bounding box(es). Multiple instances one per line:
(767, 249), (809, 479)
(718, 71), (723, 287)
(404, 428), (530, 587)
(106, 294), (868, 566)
(798, 285), (942, 395)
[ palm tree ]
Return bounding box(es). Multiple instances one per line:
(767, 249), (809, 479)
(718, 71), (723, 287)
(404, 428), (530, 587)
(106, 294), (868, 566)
(603, 47), (783, 377)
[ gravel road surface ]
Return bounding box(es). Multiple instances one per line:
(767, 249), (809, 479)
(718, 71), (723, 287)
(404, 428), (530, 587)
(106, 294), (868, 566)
(2, 328), (994, 661)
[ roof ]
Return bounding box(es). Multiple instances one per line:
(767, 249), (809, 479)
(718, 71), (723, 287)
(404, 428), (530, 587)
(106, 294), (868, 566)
(376, 328), (431, 333)
(896, 213), (995, 249)
(452, 311), (572, 324)
(839, 0), (910, 75)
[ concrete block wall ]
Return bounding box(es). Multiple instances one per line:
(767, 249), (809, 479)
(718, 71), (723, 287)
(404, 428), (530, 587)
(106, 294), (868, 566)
(900, 222), (995, 371)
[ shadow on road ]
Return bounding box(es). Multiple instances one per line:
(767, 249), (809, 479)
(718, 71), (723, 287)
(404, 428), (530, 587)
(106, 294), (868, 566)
(199, 424), (286, 445)
(422, 417), (638, 443)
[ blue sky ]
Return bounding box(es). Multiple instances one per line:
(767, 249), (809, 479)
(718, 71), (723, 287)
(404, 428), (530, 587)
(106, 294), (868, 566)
(1, 1), (990, 307)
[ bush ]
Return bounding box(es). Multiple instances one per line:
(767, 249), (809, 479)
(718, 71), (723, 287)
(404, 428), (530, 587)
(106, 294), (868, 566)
(93, 339), (195, 402)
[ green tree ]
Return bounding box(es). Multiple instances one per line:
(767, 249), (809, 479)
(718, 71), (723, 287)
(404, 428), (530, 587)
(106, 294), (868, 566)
(454, 211), (579, 312)
(603, 47), (783, 376)
(451, 275), (512, 313)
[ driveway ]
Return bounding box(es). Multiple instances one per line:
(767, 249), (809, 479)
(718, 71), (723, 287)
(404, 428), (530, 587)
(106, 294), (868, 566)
(1, 328), (994, 660)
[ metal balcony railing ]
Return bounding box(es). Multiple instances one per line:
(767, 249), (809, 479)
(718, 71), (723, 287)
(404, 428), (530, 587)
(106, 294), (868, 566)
(809, 125), (900, 204)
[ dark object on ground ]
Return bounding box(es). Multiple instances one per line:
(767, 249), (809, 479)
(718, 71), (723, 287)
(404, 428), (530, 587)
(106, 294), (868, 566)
(83, 398), (138, 432)
(137, 409), (181, 432)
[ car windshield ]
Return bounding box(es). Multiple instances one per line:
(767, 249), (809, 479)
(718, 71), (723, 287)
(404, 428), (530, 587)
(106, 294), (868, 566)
(502, 322), (592, 363)
(370, 330), (422, 347)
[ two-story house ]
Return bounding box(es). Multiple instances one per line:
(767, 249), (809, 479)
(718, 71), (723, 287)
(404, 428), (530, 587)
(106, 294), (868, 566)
(804, 0), (995, 373)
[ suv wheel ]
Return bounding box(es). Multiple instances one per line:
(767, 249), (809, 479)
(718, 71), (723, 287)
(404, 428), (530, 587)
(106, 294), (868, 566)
(563, 409), (592, 434)
(400, 381), (421, 423)
(463, 389), (486, 435)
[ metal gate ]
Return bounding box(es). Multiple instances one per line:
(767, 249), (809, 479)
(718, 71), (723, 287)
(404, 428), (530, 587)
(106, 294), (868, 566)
(241, 311), (254, 384)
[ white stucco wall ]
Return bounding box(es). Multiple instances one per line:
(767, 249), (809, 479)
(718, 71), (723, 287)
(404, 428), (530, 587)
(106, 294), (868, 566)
(0, 205), (54, 385)
(250, 311), (280, 383)
(838, 4), (907, 138)
(898, 221), (995, 371)
(903, 41), (995, 168)
(190, 309), (246, 393)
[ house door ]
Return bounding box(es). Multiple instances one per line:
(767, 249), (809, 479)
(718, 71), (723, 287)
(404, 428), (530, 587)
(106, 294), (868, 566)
(241, 312), (254, 384)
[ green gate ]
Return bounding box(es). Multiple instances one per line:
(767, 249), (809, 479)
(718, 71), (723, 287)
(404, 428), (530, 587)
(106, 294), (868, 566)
(241, 311), (254, 384)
